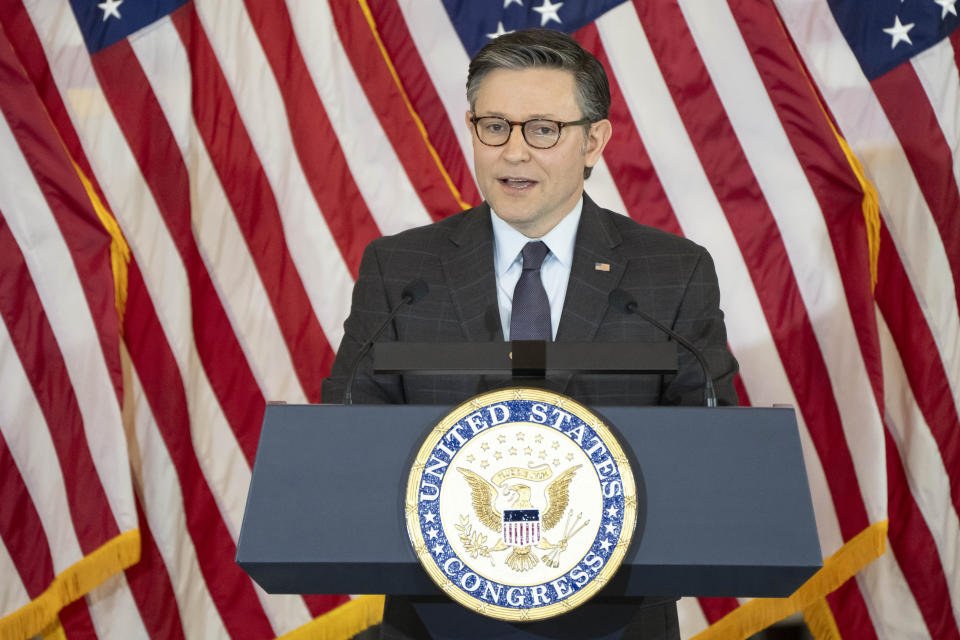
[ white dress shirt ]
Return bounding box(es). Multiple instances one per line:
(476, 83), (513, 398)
(491, 198), (583, 340)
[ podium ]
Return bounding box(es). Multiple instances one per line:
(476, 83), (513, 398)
(236, 402), (822, 638)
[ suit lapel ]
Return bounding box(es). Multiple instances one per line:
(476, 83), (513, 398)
(441, 203), (503, 342)
(557, 194), (626, 342)
(552, 195), (626, 393)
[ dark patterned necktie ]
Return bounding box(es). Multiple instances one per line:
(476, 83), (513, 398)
(510, 241), (552, 340)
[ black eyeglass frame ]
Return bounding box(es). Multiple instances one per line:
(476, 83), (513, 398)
(469, 115), (593, 149)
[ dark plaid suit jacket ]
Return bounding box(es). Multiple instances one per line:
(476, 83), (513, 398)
(322, 193), (738, 407)
(322, 194), (737, 638)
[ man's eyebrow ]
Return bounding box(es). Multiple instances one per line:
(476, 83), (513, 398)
(474, 112), (559, 119)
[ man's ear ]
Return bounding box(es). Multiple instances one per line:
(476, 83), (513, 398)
(465, 110), (474, 136)
(584, 119), (612, 168)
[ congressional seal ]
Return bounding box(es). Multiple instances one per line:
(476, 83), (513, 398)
(405, 388), (637, 621)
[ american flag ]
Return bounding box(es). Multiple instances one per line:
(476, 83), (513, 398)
(0, 1), (956, 639)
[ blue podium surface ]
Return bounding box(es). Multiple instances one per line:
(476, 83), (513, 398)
(236, 404), (821, 598)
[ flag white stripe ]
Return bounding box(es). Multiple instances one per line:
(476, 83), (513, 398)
(680, 0), (887, 522)
(855, 549), (929, 640)
(26, 0), (263, 548)
(124, 345), (232, 640)
(285, 0), (435, 237)
(794, 412), (847, 557)
(677, 597), (709, 639)
(129, 24), (307, 404)
(192, 0), (357, 350)
(910, 39), (960, 192)
(0, 536), (30, 614)
(0, 317), (82, 572)
(0, 105), (135, 534)
(596, 3), (850, 561)
(879, 315), (960, 622)
(396, 0), (477, 181)
(85, 573), (150, 640)
(579, 158), (630, 216)
(594, 5), (759, 376)
(130, 10), (315, 634)
(773, 0), (960, 410)
(25, 2), (325, 635)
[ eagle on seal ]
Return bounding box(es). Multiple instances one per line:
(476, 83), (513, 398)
(457, 465), (581, 571)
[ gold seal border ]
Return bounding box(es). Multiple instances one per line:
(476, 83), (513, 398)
(405, 388), (637, 622)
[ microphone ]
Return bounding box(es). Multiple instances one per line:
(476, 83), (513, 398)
(608, 288), (718, 407)
(343, 279), (429, 405)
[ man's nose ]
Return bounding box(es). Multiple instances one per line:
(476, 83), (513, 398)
(501, 123), (531, 161)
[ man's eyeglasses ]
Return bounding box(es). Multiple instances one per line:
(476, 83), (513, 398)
(470, 116), (592, 149)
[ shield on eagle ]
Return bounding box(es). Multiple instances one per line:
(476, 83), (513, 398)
(502, 509), (541, 546)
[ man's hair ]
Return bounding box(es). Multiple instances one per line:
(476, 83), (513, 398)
(466, 29), (610, 178)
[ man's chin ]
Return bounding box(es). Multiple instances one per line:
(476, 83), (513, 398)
(491, 207), (538, 227)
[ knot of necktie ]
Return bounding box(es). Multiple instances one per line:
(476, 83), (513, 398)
(521, 240), (549, 271)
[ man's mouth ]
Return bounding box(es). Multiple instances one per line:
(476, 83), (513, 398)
(499, 177), (537, 190)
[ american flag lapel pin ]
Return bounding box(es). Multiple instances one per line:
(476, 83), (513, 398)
(595, 262), (610, 272)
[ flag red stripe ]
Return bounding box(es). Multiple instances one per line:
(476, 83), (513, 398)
(871, 65), (960, 310)
(60, 598), (99, 640)
(875, 226), (960, 515)
(574, 23), (750, 407)
(0, 216), (120, 554)
(578, 23), (755, 408)
(0, 426), (54, 597)
(124, 493), (187, 640)
(172, 5), (333, 402)
(366, 0), (482, 209)
(0, 10), (186, 633)
(727, 0), (884, 409)
(0, 6), (95, 188)
(885, 429), (960, 640)
(827, 578), (879, 640)
(7, 7), (342, 629)
(733, 377), (750, 407)
(574, 24), (684, 236)
(328, 0), (463, 219)
(0, 14), (187, 633)
(123, 259), (274, 639)
(0, 6), (118, 269)
(0, 7), (117, 280)
(90, 38), (265, 464)
(242, 0), (384, 279)
(696, 597), (740, 625)
(634, 0), (871, 536)
(0, 12), (123, 405)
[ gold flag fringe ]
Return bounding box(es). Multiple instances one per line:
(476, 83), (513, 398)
(803, 596), (843, 640)
(0, 529), (141, 640)
(772, 14), (881, 292)
(278, 595), (385, 640)
(823, 123), (881, 293)
(71, 160), (131, 329)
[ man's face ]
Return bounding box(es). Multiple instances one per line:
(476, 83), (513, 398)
(467, 68), (611, 238)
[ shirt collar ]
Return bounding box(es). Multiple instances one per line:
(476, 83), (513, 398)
(491, 197), (583, 276)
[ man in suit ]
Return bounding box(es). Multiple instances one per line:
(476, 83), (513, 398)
(323, 28), (737, 639)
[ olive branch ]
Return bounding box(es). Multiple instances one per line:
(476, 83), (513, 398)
(456, 515), (504, 566)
